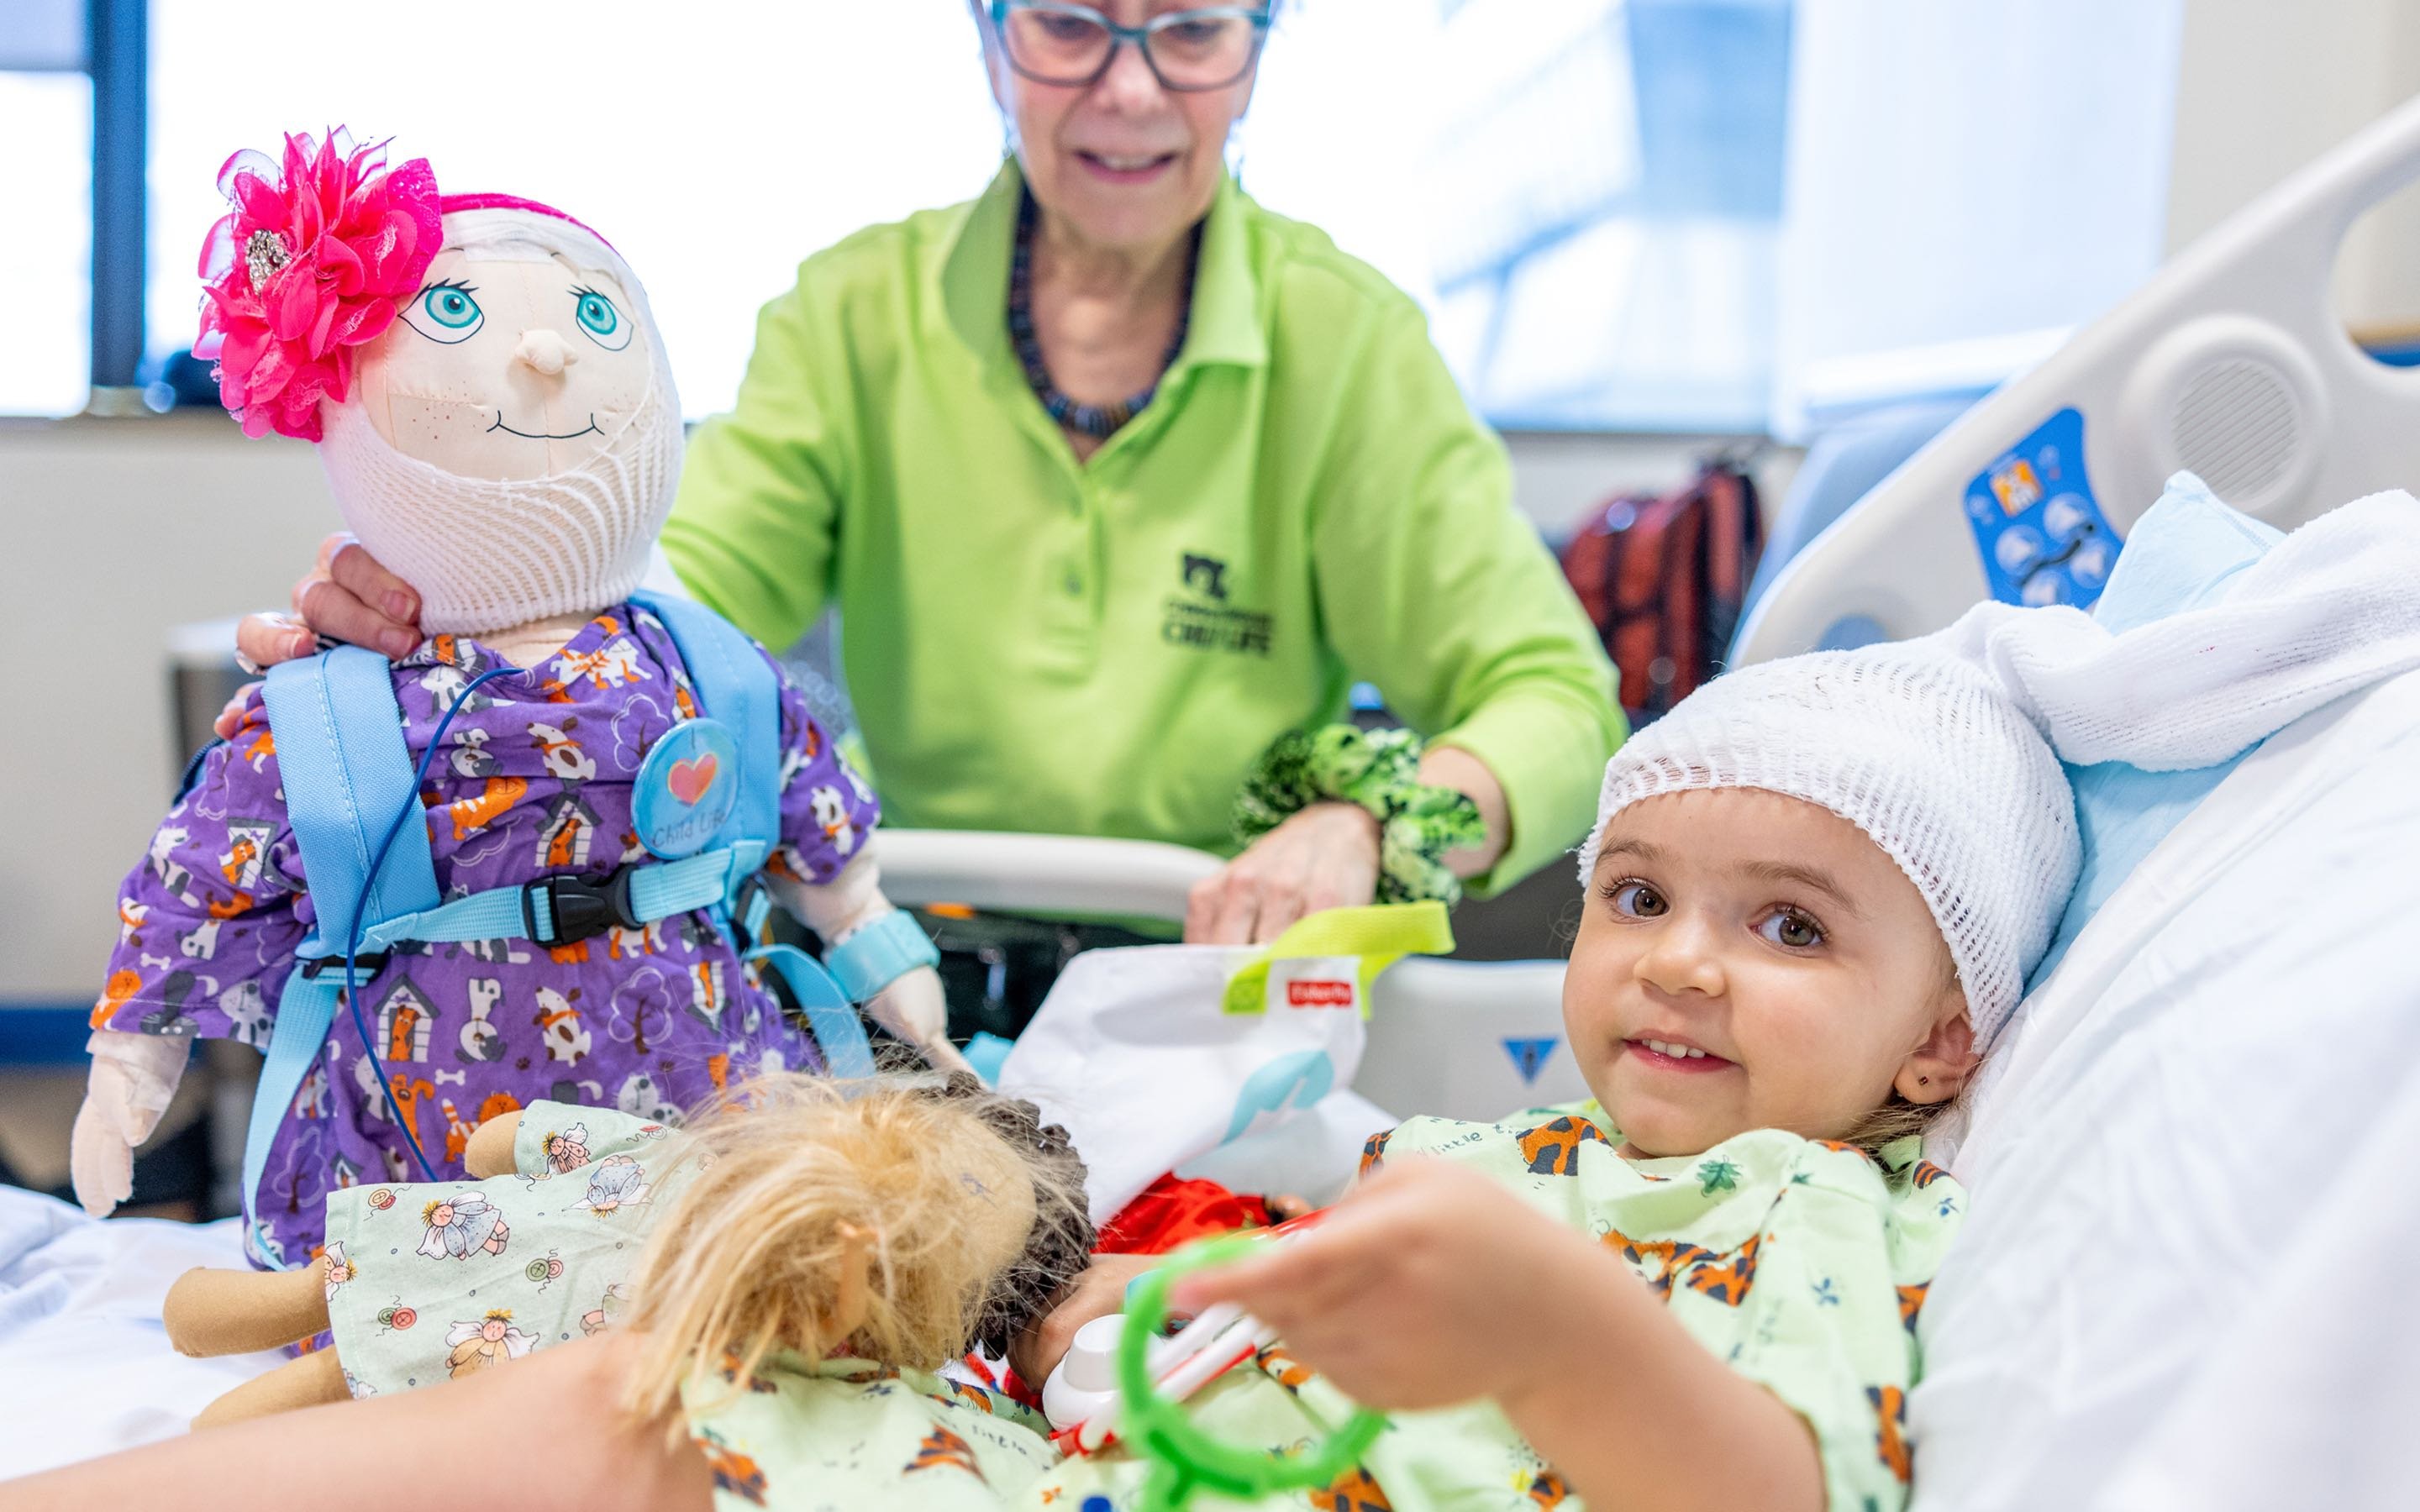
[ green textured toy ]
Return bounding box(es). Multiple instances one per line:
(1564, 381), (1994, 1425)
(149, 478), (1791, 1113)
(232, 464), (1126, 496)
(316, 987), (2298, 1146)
(1115, 1236), (1387, 1512)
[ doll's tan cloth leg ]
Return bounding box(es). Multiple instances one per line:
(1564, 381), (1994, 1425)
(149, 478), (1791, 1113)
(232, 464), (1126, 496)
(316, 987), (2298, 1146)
(463, 1108), (522, 1179)
(164, 1265), (327, 1357)
(190, 1347), (348, 1429)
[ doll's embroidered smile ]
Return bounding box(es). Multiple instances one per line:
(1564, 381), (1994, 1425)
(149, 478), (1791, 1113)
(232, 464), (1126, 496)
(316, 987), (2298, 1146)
(488, 412), (601, 440)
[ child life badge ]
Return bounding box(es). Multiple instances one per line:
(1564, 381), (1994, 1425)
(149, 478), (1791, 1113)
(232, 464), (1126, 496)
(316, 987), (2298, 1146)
(632, 719), (739, 859)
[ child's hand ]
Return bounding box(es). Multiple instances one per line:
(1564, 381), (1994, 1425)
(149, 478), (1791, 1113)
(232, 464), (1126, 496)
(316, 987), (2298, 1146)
(1170, 1158), (1607, 1412)
(1007, 1252), (1160, 1387)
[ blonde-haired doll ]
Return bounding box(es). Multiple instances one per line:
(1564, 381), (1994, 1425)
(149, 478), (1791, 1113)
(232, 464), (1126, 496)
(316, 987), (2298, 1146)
(160, 1074), (1094, 1428)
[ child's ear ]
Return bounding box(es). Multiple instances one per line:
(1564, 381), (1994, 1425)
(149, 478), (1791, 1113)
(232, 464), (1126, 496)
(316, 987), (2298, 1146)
(1895, 1004), (1977, 1106)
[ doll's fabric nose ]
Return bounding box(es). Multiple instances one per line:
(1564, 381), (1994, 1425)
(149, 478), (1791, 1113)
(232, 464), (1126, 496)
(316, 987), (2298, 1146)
(513, 328), (579, 375)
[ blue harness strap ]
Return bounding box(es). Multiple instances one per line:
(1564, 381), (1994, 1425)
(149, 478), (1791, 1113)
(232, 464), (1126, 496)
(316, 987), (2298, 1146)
(244, 649), (441, 1267)
(628, 591), (779, 885)
(749, 944), (877, 1079)
(631, 591), (877, 1075)
(265, 647), (444, 951)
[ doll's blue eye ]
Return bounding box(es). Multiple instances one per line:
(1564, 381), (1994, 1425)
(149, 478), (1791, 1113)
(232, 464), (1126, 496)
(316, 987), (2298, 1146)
(424, 286), (481, 328)
(402, 282), (485, 344)
(571, 286), (634, 350)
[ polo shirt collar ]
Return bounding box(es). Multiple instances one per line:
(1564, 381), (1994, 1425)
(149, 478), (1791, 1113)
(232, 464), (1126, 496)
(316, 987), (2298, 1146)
(937, 158), (1267, 375)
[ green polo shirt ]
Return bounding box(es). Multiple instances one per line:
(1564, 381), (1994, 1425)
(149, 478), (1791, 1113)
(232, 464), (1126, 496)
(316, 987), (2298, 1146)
(661, 163), (1622, 892)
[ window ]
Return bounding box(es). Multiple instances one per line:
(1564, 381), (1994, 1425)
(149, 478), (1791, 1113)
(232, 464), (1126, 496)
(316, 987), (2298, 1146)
(1771, 0), (2184, 437)
(136, 0), (2181, 434)
(3, 4), (95, 417)
(1239, 0), (1790, 430)
(1244, 0), (2179, 434)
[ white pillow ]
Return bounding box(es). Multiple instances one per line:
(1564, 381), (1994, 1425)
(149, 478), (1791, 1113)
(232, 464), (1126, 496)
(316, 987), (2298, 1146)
(1911, 666), (2420, 1510)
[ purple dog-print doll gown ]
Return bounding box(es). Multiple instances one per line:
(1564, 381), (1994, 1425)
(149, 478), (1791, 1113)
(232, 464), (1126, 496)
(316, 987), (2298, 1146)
(93, 602), (881, 1268)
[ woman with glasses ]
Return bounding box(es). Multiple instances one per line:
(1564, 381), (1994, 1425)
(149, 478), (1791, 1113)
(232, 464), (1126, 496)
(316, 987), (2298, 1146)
(233, 0), (1620, 970)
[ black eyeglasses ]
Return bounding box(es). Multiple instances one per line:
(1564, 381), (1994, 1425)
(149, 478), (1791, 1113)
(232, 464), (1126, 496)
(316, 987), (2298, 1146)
(989, 2), (1272, 92)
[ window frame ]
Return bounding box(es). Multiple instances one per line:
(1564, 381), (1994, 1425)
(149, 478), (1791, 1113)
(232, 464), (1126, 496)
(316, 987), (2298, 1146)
(90, 0), (145, 392)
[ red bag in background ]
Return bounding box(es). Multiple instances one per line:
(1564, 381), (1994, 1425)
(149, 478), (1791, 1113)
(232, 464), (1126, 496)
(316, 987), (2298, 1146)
(1559, 458), (1765, 725)
(986, 1174), (1277, 1408)
(1095, 1175), (1276, 1256)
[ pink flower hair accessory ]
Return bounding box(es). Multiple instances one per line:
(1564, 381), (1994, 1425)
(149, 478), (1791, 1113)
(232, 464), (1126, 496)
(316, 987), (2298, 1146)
(196, 129), (442, 442)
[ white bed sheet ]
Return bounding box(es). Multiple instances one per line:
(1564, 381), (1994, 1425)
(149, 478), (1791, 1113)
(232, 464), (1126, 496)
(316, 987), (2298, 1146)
(1912, 665), (2420, 1511)
(0, 1184), (280, 1478)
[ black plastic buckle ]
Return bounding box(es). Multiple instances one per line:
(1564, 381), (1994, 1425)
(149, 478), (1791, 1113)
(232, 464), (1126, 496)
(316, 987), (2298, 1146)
(522, 869), (644, 947)
(301, 951), (389, 981)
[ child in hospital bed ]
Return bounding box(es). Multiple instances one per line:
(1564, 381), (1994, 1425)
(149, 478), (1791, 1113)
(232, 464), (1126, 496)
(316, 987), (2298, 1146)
(10, 627), (2075, 1512)
(669, 635), (2069, 1512)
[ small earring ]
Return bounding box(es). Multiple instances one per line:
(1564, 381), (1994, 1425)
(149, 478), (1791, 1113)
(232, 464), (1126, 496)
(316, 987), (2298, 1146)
(1918, 1076), (1930, 1085)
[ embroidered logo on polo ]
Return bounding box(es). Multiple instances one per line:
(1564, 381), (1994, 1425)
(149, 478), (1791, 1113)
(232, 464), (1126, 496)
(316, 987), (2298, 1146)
(1162, 549), (1272, 657)
(631, 719), (739, 859)
(1181, 552), (1230, 600)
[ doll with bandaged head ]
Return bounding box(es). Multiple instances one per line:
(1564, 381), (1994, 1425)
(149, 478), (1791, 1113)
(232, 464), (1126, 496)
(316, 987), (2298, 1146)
(161, 1070), (1095, 1427)
(71, 132), (960, 1263)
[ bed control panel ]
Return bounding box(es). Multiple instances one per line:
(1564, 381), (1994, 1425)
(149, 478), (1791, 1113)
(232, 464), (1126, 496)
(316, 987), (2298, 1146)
(1964, 407), (2122, 609)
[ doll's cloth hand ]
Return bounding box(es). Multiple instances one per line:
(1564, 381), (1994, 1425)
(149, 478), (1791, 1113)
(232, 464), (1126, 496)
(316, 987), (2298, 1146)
(70, 1030), (194, 1218)
(1170, 1156), (1606, 1412)
(769, 850), (884, 940)
(767, 859), (960, 1068)
(69, 1098), (135, 1220)
(864, 968), (967, 1074)
(1185, 801), (1381, 945)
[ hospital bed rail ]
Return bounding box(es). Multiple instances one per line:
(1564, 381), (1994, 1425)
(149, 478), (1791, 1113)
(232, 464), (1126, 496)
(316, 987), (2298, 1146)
(1736, 90), (2420, 664)
(870, 829), (1585, 1123)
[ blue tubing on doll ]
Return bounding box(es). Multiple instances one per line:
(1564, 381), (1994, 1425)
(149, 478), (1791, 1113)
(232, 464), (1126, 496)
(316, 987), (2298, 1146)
(1118, 1236), (1387, 1512)
(343, 663), (520, 1180)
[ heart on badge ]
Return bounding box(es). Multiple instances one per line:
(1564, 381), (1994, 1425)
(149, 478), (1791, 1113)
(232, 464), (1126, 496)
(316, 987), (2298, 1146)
(667, 753), (718, 806)
(632, 717), (739, 860)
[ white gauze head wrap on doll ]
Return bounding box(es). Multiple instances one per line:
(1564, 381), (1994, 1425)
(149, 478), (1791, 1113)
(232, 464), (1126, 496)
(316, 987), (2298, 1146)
(1578, 641), (2080, 1050)
(316, 197), (683, 635)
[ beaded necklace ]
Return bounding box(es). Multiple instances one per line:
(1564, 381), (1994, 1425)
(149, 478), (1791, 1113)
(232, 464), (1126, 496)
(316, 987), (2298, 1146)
(1008, 189), (1200, 440)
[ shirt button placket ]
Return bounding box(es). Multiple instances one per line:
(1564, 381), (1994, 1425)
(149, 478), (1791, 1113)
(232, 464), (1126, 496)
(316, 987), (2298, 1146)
(1041, 475), (1093, 661)
(1066, 477), (1086, 599)
(1072, 477), (1102, 648)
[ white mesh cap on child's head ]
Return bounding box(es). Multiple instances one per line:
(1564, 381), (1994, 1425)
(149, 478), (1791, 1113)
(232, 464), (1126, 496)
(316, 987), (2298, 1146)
(1577, 640), (2081, 1052)
(1576, 482), (2420, 1053)
(316, 206), (683, 636)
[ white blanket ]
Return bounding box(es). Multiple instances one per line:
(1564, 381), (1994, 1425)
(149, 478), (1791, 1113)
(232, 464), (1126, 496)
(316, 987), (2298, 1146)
(0, 1184), (279, 1478)
(1930, 486), (2420, 777)
(1913, 666), (2420, 1511)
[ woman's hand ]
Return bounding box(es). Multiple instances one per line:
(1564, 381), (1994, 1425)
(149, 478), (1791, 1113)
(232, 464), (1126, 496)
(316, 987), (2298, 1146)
(1169, 1158), (1602, 1412)
(1007, 1252), (1160, 1387)
(213, 534), (422, 738)
(1185, 801), (1380, 946)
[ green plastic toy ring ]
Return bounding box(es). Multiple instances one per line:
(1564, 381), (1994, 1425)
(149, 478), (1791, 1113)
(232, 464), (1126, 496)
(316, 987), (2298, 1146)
(1118, 1236), (1387, 1512)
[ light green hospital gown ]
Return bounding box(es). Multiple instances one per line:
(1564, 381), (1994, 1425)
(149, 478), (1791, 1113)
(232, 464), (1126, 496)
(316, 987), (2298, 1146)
(322, 1101), (694, 1398)
(681, 1102), (1966, 1512)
